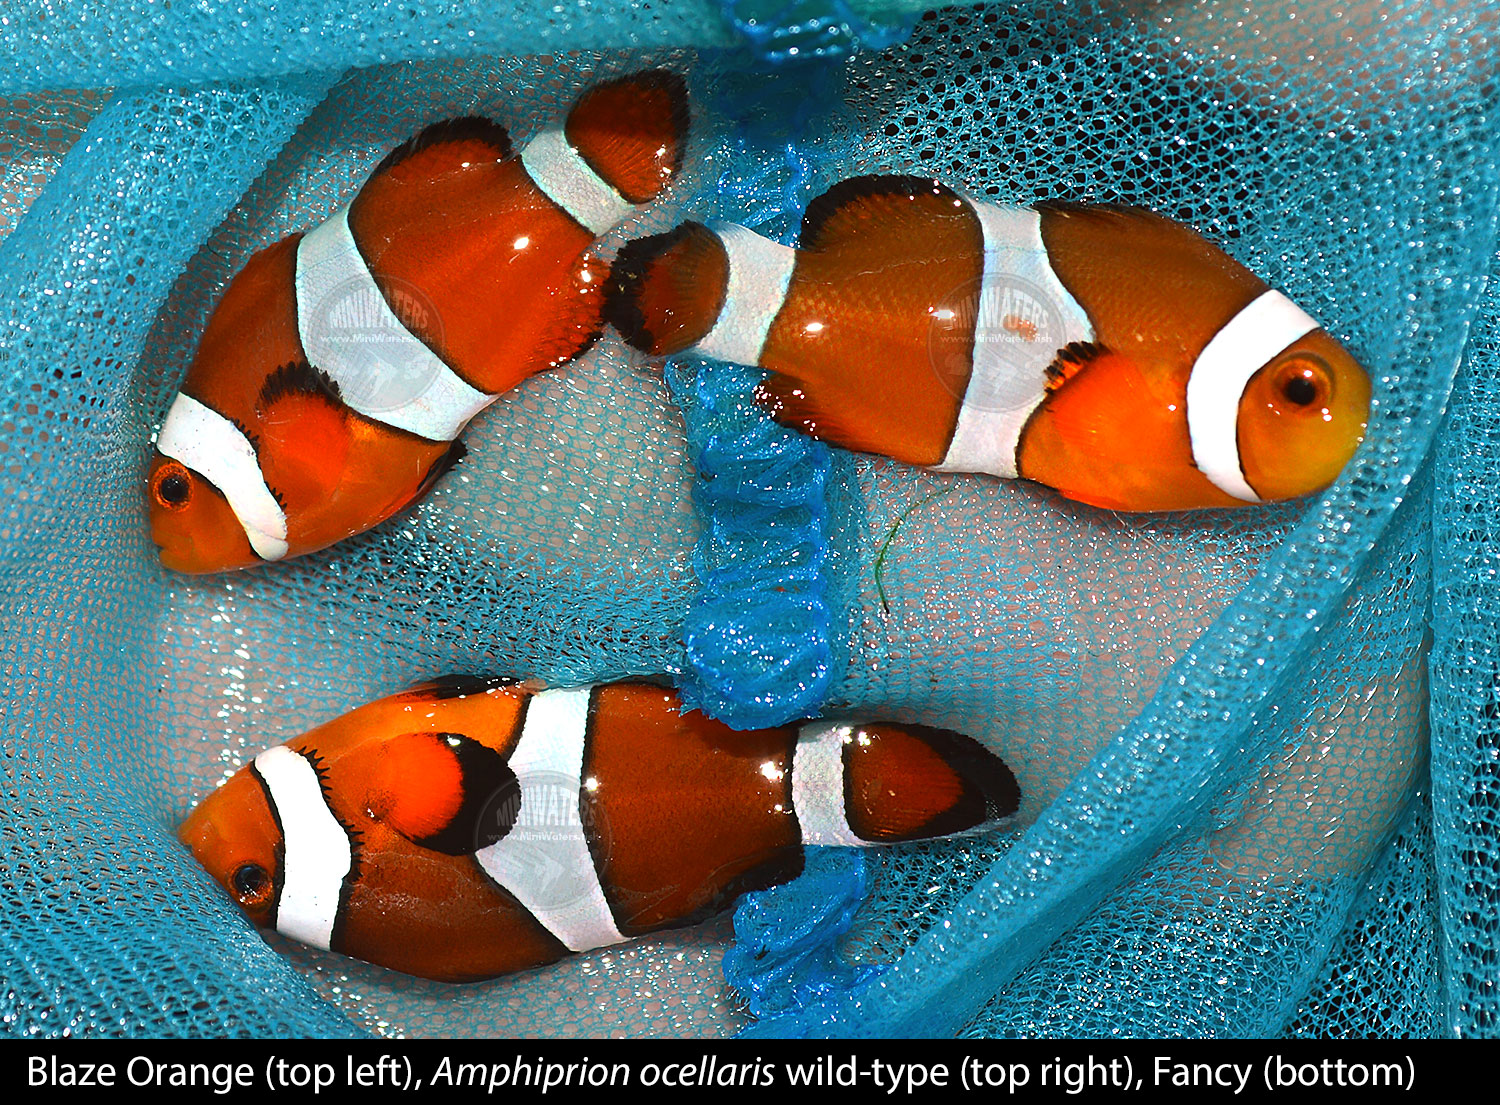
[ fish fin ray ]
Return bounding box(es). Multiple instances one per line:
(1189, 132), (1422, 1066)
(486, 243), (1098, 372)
(371, 117), (513, 182)
(254, 363), (353, 503)
(415, 436), (466, 499)
(605, 221), (728, 355)
(396, 674), (522, 700)
(799, 174), (971, 252)
(564, 69), (689, 205)
(843, 723), (1019, 842)
(1043, 340), (1110, 393)
(752, 372), (856, 445)
(374, 732), (520, 856)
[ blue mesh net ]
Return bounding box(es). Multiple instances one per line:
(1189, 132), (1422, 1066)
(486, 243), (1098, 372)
(1, 0), (1496, 1039)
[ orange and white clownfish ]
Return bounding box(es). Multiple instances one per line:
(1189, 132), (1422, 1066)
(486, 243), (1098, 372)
(178, 677), (1018, 982)
(147, 70), (689, 573)
(605, 174), (1371, 512)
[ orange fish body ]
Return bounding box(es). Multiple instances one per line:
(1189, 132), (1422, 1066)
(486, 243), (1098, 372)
(607, 175), (1371, 512)
(178, 677), (1018, 982)
(148, 71), (689, 572)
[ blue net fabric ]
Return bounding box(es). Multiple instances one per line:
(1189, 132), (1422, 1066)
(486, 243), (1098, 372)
(1, 0), (1496, 1038)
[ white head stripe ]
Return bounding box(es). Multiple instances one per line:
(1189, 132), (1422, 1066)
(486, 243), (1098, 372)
(695, 221), (798, 367)
(156, 393), (289, 561)
(936, 201), (1095, 479)
(520, 125), (638, 237)
(1186, 289), (1321, 503)
(474, 687), (625, 952)
(295, 205), (493, 442)
(254, 745), (353, 951)
(791, 722), (867, 847)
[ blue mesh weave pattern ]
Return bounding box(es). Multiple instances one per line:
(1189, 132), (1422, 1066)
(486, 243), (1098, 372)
(1, 0), (1496, 1039)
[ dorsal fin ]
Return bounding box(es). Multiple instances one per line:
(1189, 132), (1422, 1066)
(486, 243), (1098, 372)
(799, 174), (973, 253)
(256, 359), (342, 412)
(396, 673), (519, 701)
(371, 731), (520, 855)
(370, 116), (513, 184)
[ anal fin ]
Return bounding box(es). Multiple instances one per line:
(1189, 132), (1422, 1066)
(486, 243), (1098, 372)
(417, 436), (467, 498)
(753, 372), (853, 445)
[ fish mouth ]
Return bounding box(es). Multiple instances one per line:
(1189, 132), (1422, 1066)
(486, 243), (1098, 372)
(149, 514), (262, 574)
(153, 539), (254, 575)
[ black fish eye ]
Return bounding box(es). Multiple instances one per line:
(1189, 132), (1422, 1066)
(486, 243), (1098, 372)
(1281, 373), (1319, 407)
(160, 474), (189, 502)
(1271, 354), (1332, 412)
(154, 466), (191, 508)
(230, 863), (271, 907)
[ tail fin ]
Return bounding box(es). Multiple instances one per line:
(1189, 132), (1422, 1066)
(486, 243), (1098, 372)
(605, 221), (729, 355)
(565, 69), (689, 205)
(842, 722), (1019, 842)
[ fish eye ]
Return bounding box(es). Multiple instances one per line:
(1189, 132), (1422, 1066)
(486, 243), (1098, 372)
(1271, 355), (1332, 413)
(230, 862), (273, 909)
(152, 463), (193, 509)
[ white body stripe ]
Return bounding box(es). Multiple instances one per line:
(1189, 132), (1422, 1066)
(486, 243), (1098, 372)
(936, 202), (1094, 479)
(156, 392), (289, 561)
(791, 722), (866, 847)
(295, 205), (493, 442)
(1186, 289), (1321, 502)
(255, 745), (353, 951)
(695, 221), (798, 367)
(520, 125), (637, 236)
(475, 687), (626, 952)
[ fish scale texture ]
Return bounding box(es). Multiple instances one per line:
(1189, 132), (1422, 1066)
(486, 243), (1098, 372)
(0, 0), (1496, 1039)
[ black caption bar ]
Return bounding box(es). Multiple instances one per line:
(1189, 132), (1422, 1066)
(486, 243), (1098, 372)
(9, 1039), (1444, 1099)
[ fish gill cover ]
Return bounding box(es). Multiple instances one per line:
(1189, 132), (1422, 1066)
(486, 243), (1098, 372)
(0, 0), (1496, 1038)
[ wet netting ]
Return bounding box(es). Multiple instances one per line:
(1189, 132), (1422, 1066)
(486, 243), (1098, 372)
(1, 0), (1496, 1038)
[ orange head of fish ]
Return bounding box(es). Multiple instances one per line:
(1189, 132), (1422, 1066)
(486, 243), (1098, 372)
(178, 764), (284, 931)
(1232, 328), (1371, 502)
(147, 237), (307, 573)
(178, 682), (562, 981)
(146, 235), (433, 573)
(1016, 319), (1371, 513)
(1017, 206), (1373, 511)
(146, 450), (263, 573)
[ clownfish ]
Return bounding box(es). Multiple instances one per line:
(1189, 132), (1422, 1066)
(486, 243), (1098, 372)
(178, 677), (1018, 982)
(605, 175), (1371, 512)
(147, 70), (689, 573)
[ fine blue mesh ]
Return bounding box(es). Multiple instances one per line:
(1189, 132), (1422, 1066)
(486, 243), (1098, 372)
(2, 0), (1497, 1039)
(1430, 255), (1500, 1037)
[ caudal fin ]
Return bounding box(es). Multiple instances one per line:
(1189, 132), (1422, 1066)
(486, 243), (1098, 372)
(842, 722), (1019, 842)
(565, 69), (690, 205)
(605, 221), (729, 355)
